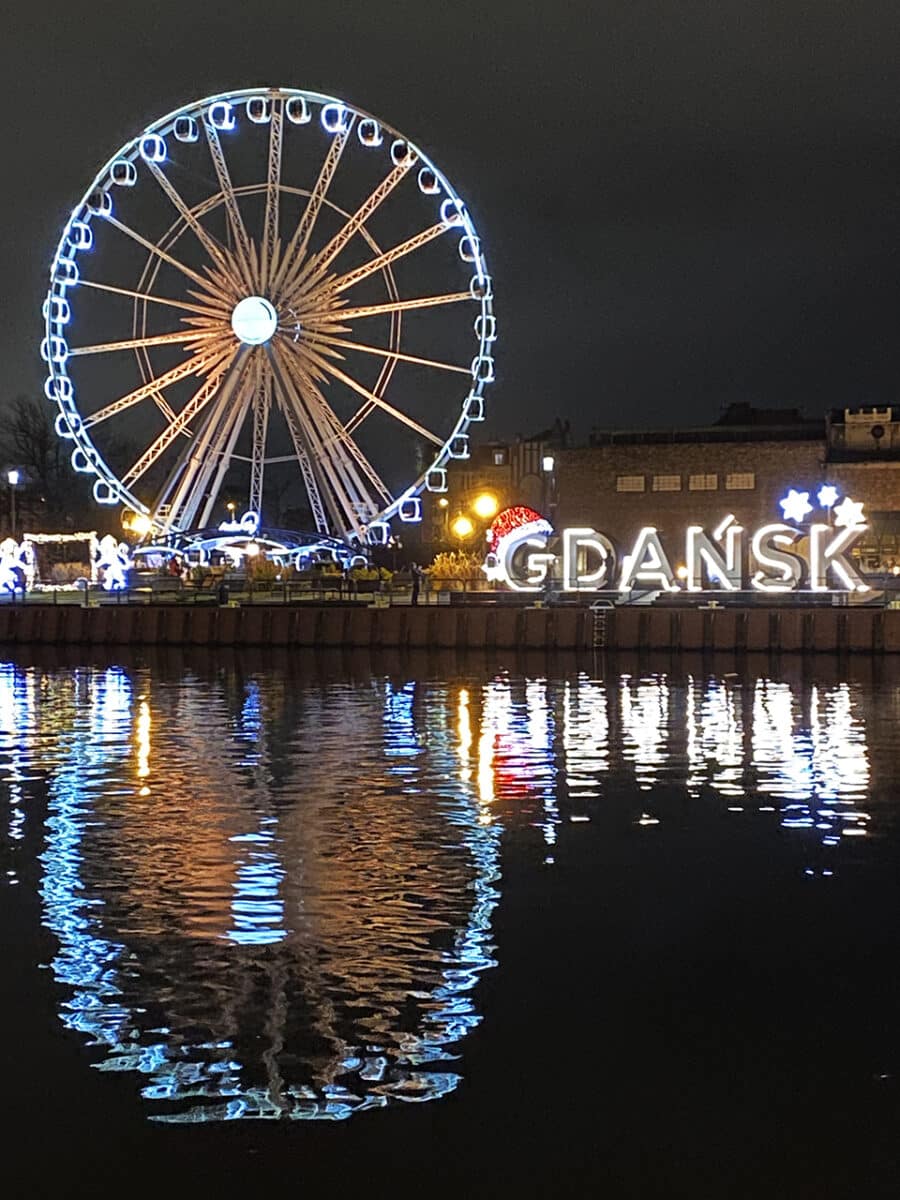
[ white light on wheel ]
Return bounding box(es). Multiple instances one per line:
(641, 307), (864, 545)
(231, 296), (278, 345)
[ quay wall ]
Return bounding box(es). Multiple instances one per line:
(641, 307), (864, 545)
(1, 603), (900, 653)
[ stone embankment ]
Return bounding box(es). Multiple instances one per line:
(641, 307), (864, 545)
(0, 602), (899, 652)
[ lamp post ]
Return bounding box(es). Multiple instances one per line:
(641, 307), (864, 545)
(541, 454), (556, 524)
(7, 469), (20, 537)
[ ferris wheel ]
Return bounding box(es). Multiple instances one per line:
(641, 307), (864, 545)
(41, 87), (495, 549)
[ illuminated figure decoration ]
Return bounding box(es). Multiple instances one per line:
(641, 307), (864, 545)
(0, 537), (32, 593)
(93, 534), (133, 591)
(42, 87), (495, 560)
(217, 509), (260, 535)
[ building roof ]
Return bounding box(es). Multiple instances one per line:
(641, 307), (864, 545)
(588, 404), (824, 447)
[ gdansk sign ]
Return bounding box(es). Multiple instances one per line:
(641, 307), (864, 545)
(482, 495), (870, 595)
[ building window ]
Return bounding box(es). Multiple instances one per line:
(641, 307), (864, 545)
(725, 472), (755, 490)
(616, 475), (645, 493)
(689, 473), (718, 491)
(492, 450), (506, 466)
(651, 474), (681, 492)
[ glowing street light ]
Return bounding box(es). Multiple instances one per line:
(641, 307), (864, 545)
(451, 515), (475, 541)
(542, 455), (555, 473)
(472, 492), (499, 520)
(130, 513), (153, 537)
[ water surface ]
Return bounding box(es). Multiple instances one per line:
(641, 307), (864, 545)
(2, 649), (899, 1194)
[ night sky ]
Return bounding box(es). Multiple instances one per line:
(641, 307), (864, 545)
(5, 0), (900, 441)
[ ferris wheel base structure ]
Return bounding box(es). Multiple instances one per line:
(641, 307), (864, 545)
(134, 524), (368, 570)
(41, 87), (495, 558)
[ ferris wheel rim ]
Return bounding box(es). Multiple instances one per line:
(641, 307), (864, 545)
(43, 86), (495, 544)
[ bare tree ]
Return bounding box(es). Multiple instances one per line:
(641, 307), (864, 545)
(0, 396), (97, 530)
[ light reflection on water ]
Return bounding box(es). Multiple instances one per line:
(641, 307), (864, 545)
(0, 655), (884, 1123)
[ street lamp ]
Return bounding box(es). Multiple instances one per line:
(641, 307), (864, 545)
(451, 514), (474, 547)
(7, 469), (20, 537)
(129, 513), (153, 537)
(472, 492), (499, 520)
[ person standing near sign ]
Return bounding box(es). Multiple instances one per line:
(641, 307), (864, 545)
(410, 562), (422, 606)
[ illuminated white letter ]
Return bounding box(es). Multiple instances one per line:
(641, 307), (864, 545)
(686, 515), (744, 590)
(808, 523), (869, 592)
(562, 528), (616, 591)
(751, 523), (803, 592)
(619, 527), (679, 592)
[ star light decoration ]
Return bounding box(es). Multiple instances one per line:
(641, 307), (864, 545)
(778, 484), (867, 528)
(833, 496), (866, 529)
(779, 489), (813, 523)
(817, 484), (839, 509)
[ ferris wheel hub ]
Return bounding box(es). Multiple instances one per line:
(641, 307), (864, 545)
(231, 295), (278, 345)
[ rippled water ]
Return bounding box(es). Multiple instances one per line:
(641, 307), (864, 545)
(2, 650), (900, 1187)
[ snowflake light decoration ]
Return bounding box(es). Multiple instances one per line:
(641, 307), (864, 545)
(779, 489), (813, 523)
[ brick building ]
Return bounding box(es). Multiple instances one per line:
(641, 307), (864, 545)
(554, 404), (900, 570)
(429, 420), (568, 548)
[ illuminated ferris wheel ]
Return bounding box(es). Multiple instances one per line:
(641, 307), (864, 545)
(41, 87), (495, 549)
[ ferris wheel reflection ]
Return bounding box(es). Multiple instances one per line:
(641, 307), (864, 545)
(0, 656), (880, 1123)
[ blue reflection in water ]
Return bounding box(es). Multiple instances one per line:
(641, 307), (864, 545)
(39, 669), (131, 1048)
(20, 668), (500, 1122)
(0, 662), (882, 1124)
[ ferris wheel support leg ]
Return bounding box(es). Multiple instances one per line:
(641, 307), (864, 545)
(272, 392), (330, 538)
(280, 340), (390, 514)
(155, 347), (251, 533)
(267, 347), (363, 540)
(284, 366), (383, 529)
(196, 380), (256, 530)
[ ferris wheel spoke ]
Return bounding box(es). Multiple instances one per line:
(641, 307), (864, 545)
(101, 214), (219, 293)
(280, 343), (392, 509)
(281, 157), (414, 300)
(79, 279), (225, 319)
(299, 343), (443, 447)
(203, 117), (254, 289)
(299, 223), (448, 304)
(69, 329), (220, 357)
(311, 291), (474, 323)
(261, 97), (283, 294)
(122, 351), (238, 487)
(144, 160), (240, 287)
(305, 333), (471, 376)
(270, 120), (354, 297)
(83, 340), (235, 429)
